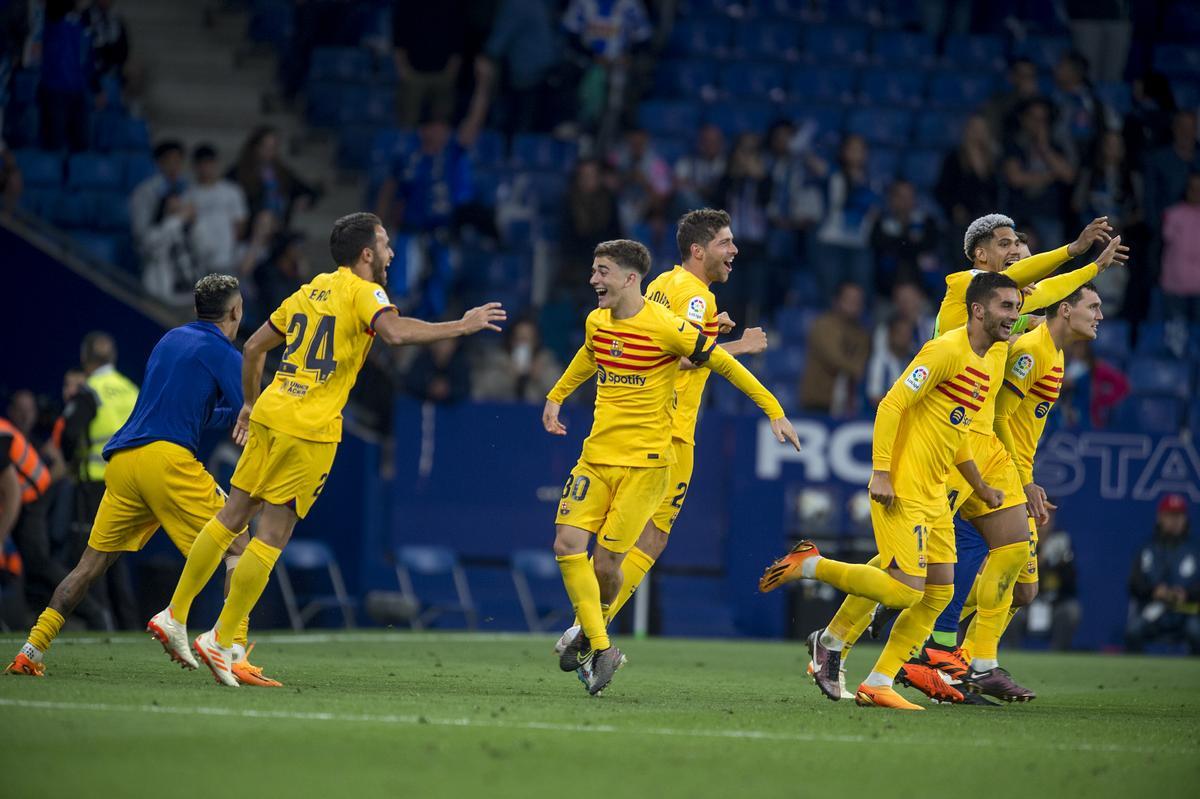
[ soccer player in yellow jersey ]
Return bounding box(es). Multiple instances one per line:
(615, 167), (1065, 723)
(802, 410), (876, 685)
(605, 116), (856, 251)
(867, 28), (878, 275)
(760, 272), (1021, 710)
(149, 212), (506, 686)
(551, 209), (768, 652)
(543, 239), (798, 695)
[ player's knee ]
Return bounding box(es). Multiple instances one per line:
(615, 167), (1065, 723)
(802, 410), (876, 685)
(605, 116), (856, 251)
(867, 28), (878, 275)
(885, 575), (925, 609)
(1012, 581), (1038, 607)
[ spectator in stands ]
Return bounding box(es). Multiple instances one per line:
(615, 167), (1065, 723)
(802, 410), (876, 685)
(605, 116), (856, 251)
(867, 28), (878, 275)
(717, 132), (770, 323)
(184, 144), (248, 277)
(1052, 50), (1107, 164)
(609, 127), (672, 235)
(1003, 98), (1076, 249)
(130, 141), (196, 304)
(870, 179), (941, 299)
(935, 115), (1000, 236)
(1060, 339), (1130, 428)
(1072, 130), (1141, 314)
(6, 390), (37, 440)
(471, 0), (564, 136)
(375, 118), (475, 235)
(890, 280), (935, 343)
(39, 0), (95, 152)
(1066, 0), (1131, 84)
(404, 335), (472, 405)
(799, 282), (870, 417)
(559, 158), (621, 301)
(1032, 508), (1081, 651)
(1143, 111), (1199, 233)
(1126, 493), (1200, 655)
(253, 231), (307, 322)
(131, 140), (188, 241)
(473, 318), (562, 403)
(865, 313), (917, 407)
(673, 123), (727, 213)
(983, 58), (1043, 141)
(391, 0), (464, 128)
(562, 0), (652, 137)
(229, 125), (318, 232)
(1160, 172), (1200, 322)
(82, 0), (129, 89)
(1124, 72), (1177, 170)
(763, 119), (827, 311)
(813, 134), (880, 298)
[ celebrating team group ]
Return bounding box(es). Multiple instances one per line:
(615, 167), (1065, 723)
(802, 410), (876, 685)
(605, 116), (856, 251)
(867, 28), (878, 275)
(5, 201), (1128, 708)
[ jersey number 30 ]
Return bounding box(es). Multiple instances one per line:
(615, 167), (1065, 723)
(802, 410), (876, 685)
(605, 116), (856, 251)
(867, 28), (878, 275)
(279, 313), (338, 382)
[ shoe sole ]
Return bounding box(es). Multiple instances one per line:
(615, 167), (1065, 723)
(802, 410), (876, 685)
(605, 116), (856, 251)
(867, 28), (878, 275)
(233, 671), (283, 688)
(146, 620), (197, 670)
(193, 638), (239, 687)
(854, 689), (922, 711)
(806, 630), (845, 702)
(961, 681), (1036, 703)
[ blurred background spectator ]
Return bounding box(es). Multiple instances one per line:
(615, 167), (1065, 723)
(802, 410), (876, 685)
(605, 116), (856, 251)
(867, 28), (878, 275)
(473, 318), (563, 403)
(813, 134), (880, 298)
(391, 0), (463, 129)
(1160, 171), (1200, 321)
(1126, 494), (1200, 654)
(184, 143), (247, 277)
(799, 282), (869, 417)
(865, 312), (918, 407)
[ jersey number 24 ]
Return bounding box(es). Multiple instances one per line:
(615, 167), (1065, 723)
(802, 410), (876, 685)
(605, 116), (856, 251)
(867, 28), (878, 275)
(279, 313), (338, 382)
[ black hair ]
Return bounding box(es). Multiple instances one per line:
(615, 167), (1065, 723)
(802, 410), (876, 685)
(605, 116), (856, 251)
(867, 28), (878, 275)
(194, 274), (241, 321)
(153, 140), (185, 160)
(1046, 282), (1099, 319)
(676, 208), (732, 262)
(965, 271), (1019, 313)
(594, 239), (651, 276)
(193, 143), (218, 164)
(329, 212), (382, 266)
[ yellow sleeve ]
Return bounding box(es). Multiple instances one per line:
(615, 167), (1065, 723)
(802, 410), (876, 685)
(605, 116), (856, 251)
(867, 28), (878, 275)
(267, 294), (293, 336)
(997, 342), (1040, 482)
(873, 337), (957, 470)
(994, 387), (1023, 475)
(1019, 263), (1099, 313)
(657, 308), (711, 360)
(1003, 245), (1071, 287)
(954, 430), (974, 466)
(703, 346), (784, 419)
(354, 282), (399, 332)
(547, 344), (596, 403)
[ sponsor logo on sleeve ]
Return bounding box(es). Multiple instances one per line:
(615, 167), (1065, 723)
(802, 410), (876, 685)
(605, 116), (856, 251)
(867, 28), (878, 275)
(687, 296), (707, 322)
(1011, 353), (1034, 379)
(373, 288), (389, 305)
(904, 366), (930, 391)
(1034, 401), (1053, 418)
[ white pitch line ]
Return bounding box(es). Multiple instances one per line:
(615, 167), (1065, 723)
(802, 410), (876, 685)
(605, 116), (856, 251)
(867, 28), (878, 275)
(0, 698), (1192, 756)
(0, 632), (542, 646)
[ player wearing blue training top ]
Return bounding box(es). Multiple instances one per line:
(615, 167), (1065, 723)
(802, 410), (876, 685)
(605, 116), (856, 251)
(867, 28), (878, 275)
(5, 275), (278, 686)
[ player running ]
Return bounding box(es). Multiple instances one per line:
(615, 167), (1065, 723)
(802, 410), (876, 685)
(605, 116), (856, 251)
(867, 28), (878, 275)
(552, 208), (768, 654)
(544, 239), (798, 695)
(6, 275), (278, 686)
(759, 272), (1021, 710)
(148, 212), (506, 686)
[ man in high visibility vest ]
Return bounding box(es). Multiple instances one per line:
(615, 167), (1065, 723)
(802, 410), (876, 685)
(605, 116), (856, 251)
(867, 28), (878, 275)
(60, 332), (140, 627)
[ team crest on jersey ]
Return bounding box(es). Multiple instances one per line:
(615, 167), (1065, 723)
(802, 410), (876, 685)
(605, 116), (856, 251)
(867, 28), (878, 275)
(949, 406), (966, 425)
(1012, 353), (1034, 379)
(904, 366), (930, 391)
(1035, 401), (1052, 418)
(559, 503), (570, 516)
(610, 338), (624, 357)
(687, 296), (707, 322)
(373, 288), (389, 305)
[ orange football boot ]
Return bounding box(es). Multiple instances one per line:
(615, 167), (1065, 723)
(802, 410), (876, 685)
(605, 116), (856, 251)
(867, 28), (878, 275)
(4, 652), (45, 676)
(855, 682), (924, 710)
(897, 663), (964, 703)
(759, 540), (821, 592)
(232, 643), (282, 687)
(919, 643), (970, 680)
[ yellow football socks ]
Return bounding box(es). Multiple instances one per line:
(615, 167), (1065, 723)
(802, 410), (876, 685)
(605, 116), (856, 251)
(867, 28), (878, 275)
(872, 583), (954, 678)
(171, 517), (240, 623)
(604, 546), (655, 623)
(826, 594), (877, 646)
(557, 552), (610, 650)
(962, 605), (1019, 656)
(958, 574), (980, 623)
(216, 538), (281, 648)
(814, 558), (923, 609)
(27, 607), (65, 653)
(233, 614), (250, 649)
(969, 541), (1026, 660)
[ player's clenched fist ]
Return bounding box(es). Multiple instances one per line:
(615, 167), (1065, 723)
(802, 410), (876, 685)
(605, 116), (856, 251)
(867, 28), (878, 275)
(715, 311), (736, 334)
(869, 470), (896, 508)
(542, 399), (567, 435)
(738, 327), (768, 354)
(461, 302), (507, 334)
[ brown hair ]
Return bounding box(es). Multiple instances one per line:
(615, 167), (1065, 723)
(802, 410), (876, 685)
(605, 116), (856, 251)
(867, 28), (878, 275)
(594, 239), (651, 276)
(676, 208), (731, 262)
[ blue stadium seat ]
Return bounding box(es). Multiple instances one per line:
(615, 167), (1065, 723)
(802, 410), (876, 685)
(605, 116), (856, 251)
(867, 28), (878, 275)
(846, 108), (912, 146)
(88, 191), (131, 231)
(510, 134), (577, 170)
(912, 110), (969, 148)
(1091, 319), (1131, 361)
(361, 86), (396, 125)
(654, 59), (718, 98)
(654, 135), (690, 165)
(1172, 80), (1200, 110)
(19, 187), (58, 217)
(900, 148), (944, 189)
(92, 112), (150, 152)
(248, 0), (294, 45)
(867, 146), (900, 180)
(778, 103), (843, 142)
(308, 47), (372, 81)
(869, 29), (935, 67)
(704, 101), (775, 136)
(369, 129), (419, 176)
(943, 35), (1005, 69)
(927, 72), (995, 109)
(736, 21), (801, 61)
(720, 61), (786, 99)
(788, 66), (857, 104)
(523, 171), (569, 213)
(1116, 395), (1184, 435)
(1094, 81), (1132, 115)
(48, 192), (94, 228)
(668, 18), (732, 57)
(466, 129), (506, 165)
(773, 306), (820, 342)
(1134, 321), (1191, 358)
(802, 25), (868, 63)
(856, 67), (926, 106)
(10, 69), (38, 106)
(336, 126), (375, 171)
(67, 153), (122, 191)
(13, 149), (63, 188)
(70, 231), (121, 264)
(637, 99), (702, 138)
(1127, 358), (1191, 399)
(121, 152), (157, 190)
(1014, 35), (1073, 70)
(763, 346), (806, 380)
(1153, 44), (1200, 77)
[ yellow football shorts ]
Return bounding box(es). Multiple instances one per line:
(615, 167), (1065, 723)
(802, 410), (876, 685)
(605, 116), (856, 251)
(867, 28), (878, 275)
(958, 432), (1028, 521)
(556, 458), (670, 554)
(649, 439), (694, 534)
(231, 421), (336, 519)
(870, 494), (949, 578)
(88, 441), (226, 554)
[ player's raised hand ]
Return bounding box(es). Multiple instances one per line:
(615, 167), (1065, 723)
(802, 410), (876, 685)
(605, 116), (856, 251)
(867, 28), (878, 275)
(1024, 481), (1054, 527)
(542, 399), (567, 435)
(770, 416), (801, 451)
(977, 483), (1005, 510)
(233, 404), (252, 446)
(461, 302), (507, 334)
(1067, 216), (1112, 256)
(869, 470), (896, 508)
(738, 326), (768, 354)
(716, 311), (736, 334)
(1094, 234), (1130, 272)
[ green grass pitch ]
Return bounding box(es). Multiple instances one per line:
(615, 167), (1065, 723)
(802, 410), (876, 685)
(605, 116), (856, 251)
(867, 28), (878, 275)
(1, 631), (1197, 798)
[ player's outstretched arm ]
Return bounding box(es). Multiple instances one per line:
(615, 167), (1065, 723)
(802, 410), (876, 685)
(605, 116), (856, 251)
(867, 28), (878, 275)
(374, 303), (506, 346)
(954, 459), (1004, 510)
(542, 400), (567, 435)
(679, 326), (766, 370)
(236, 321), (286, 445)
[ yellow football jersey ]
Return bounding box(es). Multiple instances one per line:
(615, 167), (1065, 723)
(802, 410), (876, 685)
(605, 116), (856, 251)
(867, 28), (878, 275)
(994, 324), (1063, 485)
(644, 265), (720, 445)
(253, 267), (397, 443)
(933, 246), (1071, 337)
(873, 327), (995, 505)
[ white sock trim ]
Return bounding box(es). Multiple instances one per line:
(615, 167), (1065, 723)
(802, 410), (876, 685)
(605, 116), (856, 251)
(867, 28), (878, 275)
(819, 628), (845, 651)
(20, 642), (43, 663)
(864, 670), (893, 688)
(800, 555), (822, 580)
(971, 658), (999, 672)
